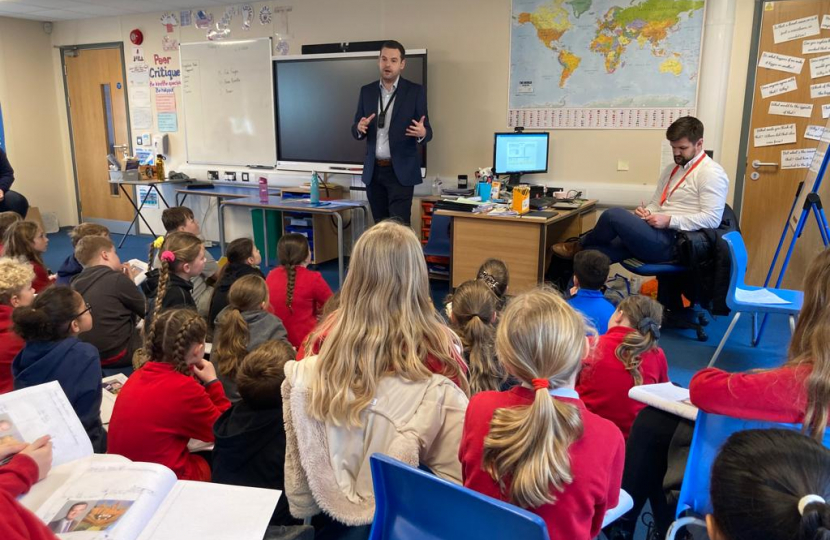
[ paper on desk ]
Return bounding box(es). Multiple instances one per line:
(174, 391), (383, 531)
(735, 287), (791, 304)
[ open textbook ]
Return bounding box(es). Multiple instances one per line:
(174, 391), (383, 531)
(628, 382), (699, 422)
(2, 382), (280, 540)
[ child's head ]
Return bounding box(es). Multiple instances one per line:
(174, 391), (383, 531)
(226, 238), (261, 267)
(573, 250), (610, 290)
(278, 233), (310, 313)
(609, 295), (662, 386)
(142, 308), (207, 374)
(786, 248), (830, 439)
(75, 235), (121, 271)
(213, 275), (269, 378)
(161, 206), (199, 235)
(68, 222), (110, 248)
(154, 231), (205, 300)
(309, 221), (467, 426)
(236, 339), (296, 409)
(450, 280), (503, 394)
(0, 258), (35, 308)
(484, 287), (586, 509)
(3, 221), (47, 265)
(13, 286), (92, 341)
(476, 258), (509, 303)
(708, 429), (830, 540)
(0, 212), (22, 244)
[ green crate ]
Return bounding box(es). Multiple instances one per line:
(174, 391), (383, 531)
(250, 209), (282, 263)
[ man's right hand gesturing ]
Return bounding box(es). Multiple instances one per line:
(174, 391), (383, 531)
(357, 113), (376, 135)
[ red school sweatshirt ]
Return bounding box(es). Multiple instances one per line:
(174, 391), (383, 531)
(107, 361), (231, 481)
(266, 266), (332, 348)
(690, 364), (814, 422)
(30, 261), (52, 294)
(460, 387), (625, 540)
(0, 454), (59, 540)
(576, 326), (669, 438)
(0, 304), (24, 394)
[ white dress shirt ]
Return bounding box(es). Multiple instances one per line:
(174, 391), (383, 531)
(375, 77), (399, 160)
(645, 151), (730, 231)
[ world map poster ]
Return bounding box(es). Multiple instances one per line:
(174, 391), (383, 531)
(509, 0), (705, 129)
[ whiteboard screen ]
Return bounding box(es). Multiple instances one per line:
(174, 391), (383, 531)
(180, 38), (277, 167)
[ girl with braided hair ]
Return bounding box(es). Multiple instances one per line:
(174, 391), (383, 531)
(576, 294), (668, 439)
(266, 233), (331, 348)
(108, 309), (230, 481)
(141, 232), (205, 327)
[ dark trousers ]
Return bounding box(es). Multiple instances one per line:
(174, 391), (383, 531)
(0, 190), (29, 218)
(611, 406), (694, 538)
(366, 164), (414, 226)
(581, 207), (676, 263)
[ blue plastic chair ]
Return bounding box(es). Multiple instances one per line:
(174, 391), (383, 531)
(666, 412), (830, 540)
(423, 214), (451, 258)
(368, 453), (633, 540)
(707, 231), (803, 367)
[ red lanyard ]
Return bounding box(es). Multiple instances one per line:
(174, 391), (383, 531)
(661, 153), (707, 205)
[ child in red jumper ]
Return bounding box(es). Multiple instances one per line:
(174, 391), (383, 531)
(0, 435), (57, 540)
(2, 221), (52, 293)
(577, 295), (668, 438)
(460, 288), (624, 540)
(108, 308), (230, 481)
(0, 258), (35, 394)
(266, 233), (332, 348)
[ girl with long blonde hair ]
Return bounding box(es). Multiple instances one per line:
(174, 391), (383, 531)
(460, 287), (624, 540)
(281, 221), (469, 536)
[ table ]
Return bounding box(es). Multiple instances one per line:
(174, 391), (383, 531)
(175, 184), (281, 256)
(220, 195), (369, 286)
(108, 179), (189, 248)
(436, 201), (597, 293)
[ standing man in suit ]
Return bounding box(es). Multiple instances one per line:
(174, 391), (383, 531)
(351, 41), (431, 226)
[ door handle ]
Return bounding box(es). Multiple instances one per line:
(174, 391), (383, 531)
(752, 159), (778, 169)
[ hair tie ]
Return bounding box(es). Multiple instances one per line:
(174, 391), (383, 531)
(637, 317), (660, 339)
(479, 271), (500, 293)
(531, 378), (550, 391)
(153, 236), (165, 249)
(799, 494), (826, 516)
(160, 250), (176, 263)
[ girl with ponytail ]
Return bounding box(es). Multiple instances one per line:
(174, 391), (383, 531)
(108, 308), (230, 481)
(577, 294), (668, 438)
(449, 280), (507, 394)
(212, 275), (287, 401)
(460, 287), (624, 540)
(142, 232), (205, 324)
(708, 429), (830, 540)
(266, 233), (332, 348)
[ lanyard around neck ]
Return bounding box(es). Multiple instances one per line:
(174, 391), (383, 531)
(661, 153), (706, 205)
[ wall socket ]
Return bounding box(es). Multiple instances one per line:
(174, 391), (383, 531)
(207, 170), (219, 181)
(241, 172), (250, 182)
(224, 171), (237, 182)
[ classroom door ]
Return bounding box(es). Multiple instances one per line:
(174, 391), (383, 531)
(742, 1), (830, 288)
(64, 47), (134, 224)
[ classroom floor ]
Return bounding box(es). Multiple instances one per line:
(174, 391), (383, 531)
(42, 227), (792, 540)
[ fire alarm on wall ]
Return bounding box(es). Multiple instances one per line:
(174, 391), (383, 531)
(130, 29), (143, 45)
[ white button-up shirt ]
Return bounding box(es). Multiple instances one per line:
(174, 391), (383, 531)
(645, 151), (730, 231)
(375, 77), (399, 160)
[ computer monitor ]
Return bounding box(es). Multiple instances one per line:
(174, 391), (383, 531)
(493, 132), (550, 185)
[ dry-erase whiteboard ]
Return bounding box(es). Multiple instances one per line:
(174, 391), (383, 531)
(180, 38), (277, 167)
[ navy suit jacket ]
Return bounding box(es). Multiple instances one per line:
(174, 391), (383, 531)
(351, 77), (432, 187)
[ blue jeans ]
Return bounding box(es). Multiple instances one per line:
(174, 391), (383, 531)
(580, 207), (676, 263)
(0, 190), (29, 218)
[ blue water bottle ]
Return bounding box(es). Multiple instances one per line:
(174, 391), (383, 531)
(310, 171), (320, 205)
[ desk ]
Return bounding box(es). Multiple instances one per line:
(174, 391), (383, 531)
(436, 201), (597, 293)
(108, 179), (189, 248)
(175, 184), (281, 256)
(220, 196), (368, 286)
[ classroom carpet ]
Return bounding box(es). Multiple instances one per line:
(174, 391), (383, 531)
(43, 228), (791, 540)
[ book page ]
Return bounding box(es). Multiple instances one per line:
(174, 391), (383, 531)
(34, 461), (177, 540)
(137, 481), (280, 540)
(628, 383), (698, 421)
(100, 374), (129, 428)
(0, 382), (92, 467)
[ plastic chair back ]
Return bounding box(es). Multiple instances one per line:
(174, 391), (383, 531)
(423, 214), (451, 258)
(676, 412), (830, 518)
(721, 231), (747, 311)
(368, 453), (549, 540)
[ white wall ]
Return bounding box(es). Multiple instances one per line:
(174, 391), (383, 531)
(26, 0), (757, 228)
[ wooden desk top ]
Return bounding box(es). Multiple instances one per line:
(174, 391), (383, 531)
(435, 199), (596, 223)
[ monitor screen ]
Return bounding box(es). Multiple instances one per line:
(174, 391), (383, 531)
(274, 53), (426, 166)
(493, 132), (550, 175)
